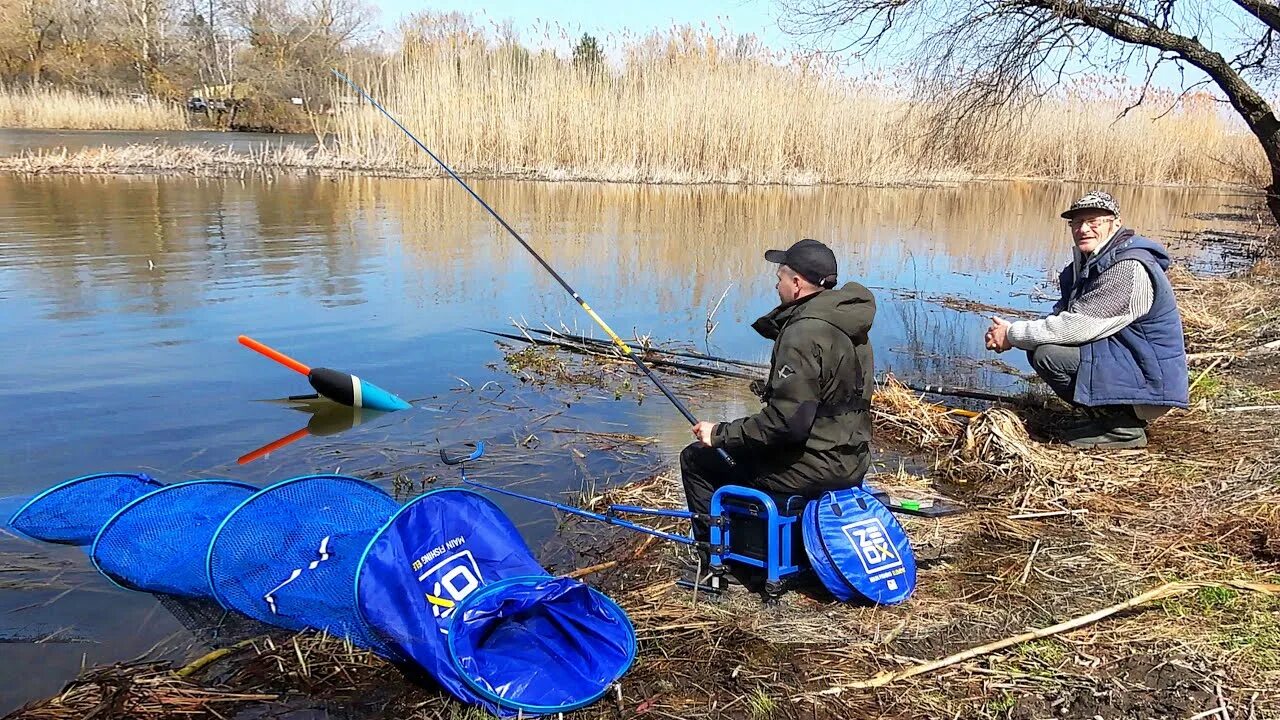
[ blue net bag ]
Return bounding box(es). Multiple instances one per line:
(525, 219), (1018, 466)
(357, 488), (634, 716)
(207, 475), (398, 652)
(7, 473), (163, 545)
(91, 479), (257, 598)
(447, 575), (636, 715)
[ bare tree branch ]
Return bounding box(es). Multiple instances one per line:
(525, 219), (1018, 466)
(783, 0), (1280, 222)
(1232, 0), (1280, 33)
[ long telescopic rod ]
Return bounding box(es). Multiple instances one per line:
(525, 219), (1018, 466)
(460, 477), (698, 547)
(333, 69), (734, 466)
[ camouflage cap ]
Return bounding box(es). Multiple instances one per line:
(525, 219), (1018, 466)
(1060, 190), (1120, 219)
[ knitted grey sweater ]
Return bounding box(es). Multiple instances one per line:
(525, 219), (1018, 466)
(1008, 233), (1154, 349)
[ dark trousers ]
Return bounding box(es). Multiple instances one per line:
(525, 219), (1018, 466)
(679, 443), (867, 543)
(1027, 344), (1081, 405)
(1028, 344), (1148, 426)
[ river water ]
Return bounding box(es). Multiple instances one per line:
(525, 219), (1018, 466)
(0, 128), (1249, 713)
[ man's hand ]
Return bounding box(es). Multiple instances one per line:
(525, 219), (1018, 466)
(986, 316), (1013, 353)
(691, 421), (718, 447)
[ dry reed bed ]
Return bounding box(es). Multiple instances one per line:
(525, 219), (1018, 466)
(327, 31), (1264, 187)
(0, 86), (188, 131)
(0, 144), (324, 175)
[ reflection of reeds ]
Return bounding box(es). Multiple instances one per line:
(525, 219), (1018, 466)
(0, 86), (187, 131)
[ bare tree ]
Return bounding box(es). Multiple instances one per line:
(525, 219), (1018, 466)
(0, 0), (70, 84)
(781, 0), (1280, 224)
(182, 0), (235, 89)
(115, 0), (181, 93)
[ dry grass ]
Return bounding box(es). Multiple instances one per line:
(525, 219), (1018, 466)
(1172, 262), (1280, 355)
(0, 86), (188, 131)
(11, 663), (273, 719)
(571, 386), (1280, 718)
(872, 376), (968, 448)
(322, 26), (1263, 186)
(0, 143), (322, 175)
(0, 28), (1264, 187)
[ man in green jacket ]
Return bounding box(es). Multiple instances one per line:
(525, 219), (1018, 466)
(683, 238), (876, 549)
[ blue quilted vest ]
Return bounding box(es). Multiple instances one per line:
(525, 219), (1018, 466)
(1057, 229), (1189, 408)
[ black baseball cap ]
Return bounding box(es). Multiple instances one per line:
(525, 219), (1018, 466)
(764, 239), (838, 289)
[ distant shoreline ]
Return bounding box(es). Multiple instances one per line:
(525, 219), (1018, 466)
(0, 141), (1262, 193)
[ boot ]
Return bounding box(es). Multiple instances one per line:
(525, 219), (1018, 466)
(1051, 407), (1107, 437)
(1066, 406), (1148, 449)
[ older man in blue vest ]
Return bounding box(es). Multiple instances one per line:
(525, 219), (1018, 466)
(985, 191), (1189, 449)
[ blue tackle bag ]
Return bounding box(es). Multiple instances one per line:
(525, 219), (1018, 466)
(802, 487), (917, 605)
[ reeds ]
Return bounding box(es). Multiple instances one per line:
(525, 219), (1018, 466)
(12, 663), (273, 719)
(0, 143), (318, 174)
(0, 86), (188, 131)
(325, 26), (1264, 186)
(0, 27), (1264, 186)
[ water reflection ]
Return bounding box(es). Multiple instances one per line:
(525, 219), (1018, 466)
(237, 399), (388, 465)
(0, 174), (1238, 321)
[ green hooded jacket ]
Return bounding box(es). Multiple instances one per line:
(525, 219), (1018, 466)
(710, 282), (875, 491)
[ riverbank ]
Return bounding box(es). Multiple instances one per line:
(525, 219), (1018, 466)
(0, 142), (1272, 195)
(6, 233), (1278, 719)
(0, 87), (188, 132)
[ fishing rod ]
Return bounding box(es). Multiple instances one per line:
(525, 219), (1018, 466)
(483, 326), (1041, 406)
(438, 442), (701, 546)
(334, 69), (734, 467)
(478, 329), (761, 380)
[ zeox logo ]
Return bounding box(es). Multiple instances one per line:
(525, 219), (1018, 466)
(415, 541), (484, 627)
(840, 518), (905, 590)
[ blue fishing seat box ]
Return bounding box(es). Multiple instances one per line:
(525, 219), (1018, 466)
(698, 484), (901, 602)
(706, 486), (809, 601)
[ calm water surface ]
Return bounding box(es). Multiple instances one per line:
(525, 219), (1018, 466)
(0, 129), (1249, 712)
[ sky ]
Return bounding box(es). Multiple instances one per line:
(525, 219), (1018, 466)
(368, 0), (799, 56)
(364, 0), (1261, 96)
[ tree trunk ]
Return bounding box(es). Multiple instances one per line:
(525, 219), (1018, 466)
(1267, 162), (1280, 226)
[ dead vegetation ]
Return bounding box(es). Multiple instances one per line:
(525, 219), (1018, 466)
(563, 382), (1280, 720)
(1172, 261), (1280, 357)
